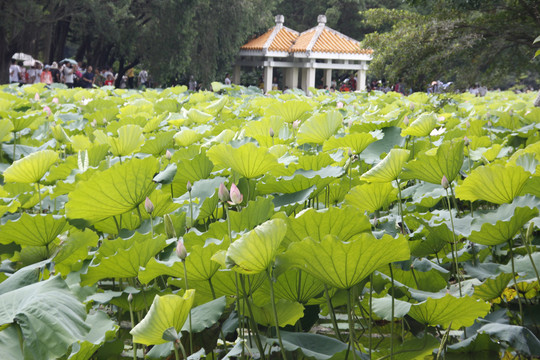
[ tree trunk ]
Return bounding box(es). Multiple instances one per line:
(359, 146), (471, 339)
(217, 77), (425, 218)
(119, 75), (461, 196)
(534, 90), (540, 107)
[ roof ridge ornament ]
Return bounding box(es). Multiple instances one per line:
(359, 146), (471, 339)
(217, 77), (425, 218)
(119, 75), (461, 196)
(262, 15), (285, 54)
(275, 14), (284, 26)
(317, 15), (327, 26)
(306, 15), (326, 53)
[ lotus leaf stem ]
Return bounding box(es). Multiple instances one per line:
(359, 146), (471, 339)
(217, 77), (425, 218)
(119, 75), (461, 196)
(324, 284), (343, 341)
(266, 268), (288, 360)
(240, 274), (266, 360)
(346, 288), (357, 360)
(395, 180), (405, 235)
(508, 239), (524, 326)
(128, 301), (137, 360)
(182, 261), (193, 355)
(445, 188), (462, 297)
(369, 274), (373, 359)
(389, 264), (395, 360)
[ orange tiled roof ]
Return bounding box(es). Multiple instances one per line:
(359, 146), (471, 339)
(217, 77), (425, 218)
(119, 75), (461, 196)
(241, 28), (274, 51)
(290, 29), (316, 52)
(312, 28), (373, 54)
(241, 27), (298, 52)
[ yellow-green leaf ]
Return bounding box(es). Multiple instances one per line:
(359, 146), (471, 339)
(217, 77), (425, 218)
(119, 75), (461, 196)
(360, 149), (410, 183)
(3, 150), (58, 184)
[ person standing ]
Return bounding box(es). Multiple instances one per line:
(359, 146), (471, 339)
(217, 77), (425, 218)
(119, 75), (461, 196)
(62, 62), (75, 88)
(40, 65), (53, 85)
(138, 69), (148, 88)
(9, 59), (20, 83)
(224, 73), (231, 85)
(188, 75), (197, 91)
(50, 62), (60, 83)
(81, 65), (95, 88)
(126, 68), (135, 88)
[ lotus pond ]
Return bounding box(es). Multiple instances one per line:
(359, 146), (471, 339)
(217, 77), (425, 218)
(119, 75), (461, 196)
(0, 82), (539, 360)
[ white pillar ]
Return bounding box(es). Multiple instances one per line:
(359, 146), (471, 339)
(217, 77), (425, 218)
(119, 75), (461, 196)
(357, 61), (367, 91)
(264, 64), (273, 94)
(301, 68), (308, 91)
(306, 67), (316, 94)
(233, 65), (241, 84)
(286, 67), (298, 89)
(324, 60), (332, 87)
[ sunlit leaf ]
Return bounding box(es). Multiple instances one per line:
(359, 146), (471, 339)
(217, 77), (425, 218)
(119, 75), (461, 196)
(297, 110), (342, 145)
(0, 213), (69, 247)
(360, 148), (410, 183)
(3, 149), (58, 184)
(402, 140), (464, 183)
(267, 100), (312, 123)
(401, 112), (438, 137)
(108, 124), (145, 157)
(244, 299), (304, 327)
(207, 142), (279, 179)
(344, 182), (397, 212)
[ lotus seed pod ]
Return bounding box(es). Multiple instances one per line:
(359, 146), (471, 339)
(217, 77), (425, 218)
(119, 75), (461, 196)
(176, 240), (187, 261)
(165, 150), (172, 160)
(229, 183), (243, 205)
(144, 197), (154, 214)
(441, 175), (449, 189)
(269, 128), (275, 138)
(186, 181), (192, 192)
(218, 183), (229, 202)
(164, 214), (177, 239)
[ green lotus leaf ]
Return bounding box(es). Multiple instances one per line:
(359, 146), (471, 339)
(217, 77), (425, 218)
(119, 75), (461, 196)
(297, 110), (342, 145)
(225, 219), (287, 274)
(182, 296), (227, 333)
(344, 182), (397, 212)
(283, 206), (371, 247)
(93, 210), (141, 235)
(139, 239), (227, 284)
(243, 299), (305, 327)
(186, 271), (266, 302)
(204, 96), (227, 115)
(171, 151), (213, 197)
(402, 140), (464, 184)
(257, 166), (344, 195)
(243, 116), (287, 147)
(0, 276), (90, 359)
(66, 311), (119, 360)
(65, 157), (159, 224)
(80, 233), (167, 286)
(0, 119), (14, 142)
(255, 268), (326, 304)
(409, 294), (490, 329)
(455, 164), (530, 204)
(140, 131), (175, 155)
(371, 296), (412, 321)
(267, 100), (312, 123)
(187, 108), (213, 124)
(174, 129), (203, 147)
(3, 149), (58, 184)
(53, 229), (99, 275)
(207, 142), (278, 179)
(360, 148), (410, 183)
(108, 124), (145, 157)
(468, 196), (539, 245)
(473, 272), (514, 301)
(401, 112), (438, 137)
(322, 132), (381, 154)
(10, 112), (38, 132)
(0, 213), (69, 247)
(281, 233), (410, 289)
(130, 290), (195, 346)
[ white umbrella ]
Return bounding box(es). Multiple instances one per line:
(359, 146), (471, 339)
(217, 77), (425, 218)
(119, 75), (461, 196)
(22, 59), (43, 67)
(12, 52), (32, 61)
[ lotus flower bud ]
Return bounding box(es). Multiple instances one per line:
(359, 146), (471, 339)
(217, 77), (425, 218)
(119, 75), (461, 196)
(441, 175), (449, 189)
(409, 103), (415, 110)
(165, 150), (172, 160)
(91, 119), (97, 128)
(144, 197), (154, 214)
(186, 181), (192, 192)
(128, 293), (133, 303)
(52, 97), (59, 104)
(293, 120), (300, 130)
(373, 217), (378, 227)
(34, 93), (40, 101)
(164, 214), (177, 239)
(464, 136), (470, 147)
(337, 101), (344, 109)
(347, 119), (353, 128)
(509, 109), (513, 116)
(465, 121), (470, 128)
(43, 106), (51, 116)
(176, 240), (187, 261)
(229, 183), (243, 205)
(438, 116), (445, 122)
(348, 148), (353, 158)
(487, 121), (492, 127)
(526, 222), (534, 242)
(269, 128), (275, 138)
(403, 116), (409, 126)
(218, 183), (229, 202)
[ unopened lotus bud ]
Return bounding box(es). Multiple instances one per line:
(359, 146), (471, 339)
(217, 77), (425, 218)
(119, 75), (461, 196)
(373, 217), (378, 227)
(487, 121), (492, 127)
(409, 103), (415, 110)
(348, 148), (353, 158)
(165, 150), (172, 160)
(441, 175), (449, 189)
(218, 183), (229, 202)
(348, 119), (353, 128)
(269, 128), (275, 138)
(34, 93), (40, 101)
(43, 106), (51, 116)
(337, 101), (344, 109)
(229, 183), (243, 205)
(465, 121), (470, 128)
(144, 197), (154, 214)
(91, 119), (97, 128)
(52, 97), (59, 104)
(438, 116), (445, 122)
(403, 116), (409, 126)
(186, 181), (192, 192)
(526, 222), (534, 242)
(176, 240), (187, 261)
(128, 293), (133, 303)
(164, 214), (177, 239)
(509, 109), (513, 116)
(293, 120), (300, 130)
(464, 136), (470, 147)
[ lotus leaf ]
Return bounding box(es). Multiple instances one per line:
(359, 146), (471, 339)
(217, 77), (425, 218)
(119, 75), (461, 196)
(3, 149), (58, 184)
(108, 124), (145, 157)
(243, 299), (304, 327)
(267, 100), (312, 123)
(401, 112), (438, 137)
(0, 213), (69, 247)
(207, 142), (278, 179)
(344, 182), (397, 212)
(360, 148), (410, 183)
(473, 272), (514, 301)
(322, 132), (380, 154)
(297, 110), (342, 145)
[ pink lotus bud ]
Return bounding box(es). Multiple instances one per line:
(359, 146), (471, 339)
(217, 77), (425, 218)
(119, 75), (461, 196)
(487, 121), (492, 127)
(144, 197), (154, 214)
(165, 150), (172, 160)
(91, 119), (97, 128)
(43, 106), (51, 116)
(186, 181), (192, 192)
(34, 93), (40, 101)
(438, 116), (445, 122)
(409, 103), (415, 110)
(293, 120), (300, 130)
(269, 128), (275, 138)
(509, 109), (513, 116)
(229, 183), (243, 205)
(465, 121), (470, 128)
(218, 183), (229, 202)
(464, 136), (470, 146)
(52, 97), (59, 104)
(164, 214), (177, 239)
(176, 240), (187, 260)
(441, 175), (449, 189)
(403, 116), (409, 126)
(337, 101), (344, 109)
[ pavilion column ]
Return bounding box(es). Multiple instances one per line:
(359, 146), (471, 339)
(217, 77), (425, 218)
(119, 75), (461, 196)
(264, 59), (273, 93)
(324, 60), (332, 87)
(285, 67), (298, 89)
(233, 65), (241, 84)
(357, 61), (367, 91)
(306, 65), (316, 94)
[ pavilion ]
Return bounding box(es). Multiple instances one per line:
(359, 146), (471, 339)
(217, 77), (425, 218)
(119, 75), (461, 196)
(233, 15), (373, 94)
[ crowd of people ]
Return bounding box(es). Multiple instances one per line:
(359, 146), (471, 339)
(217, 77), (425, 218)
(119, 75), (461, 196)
(9, 58), (150, 89)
